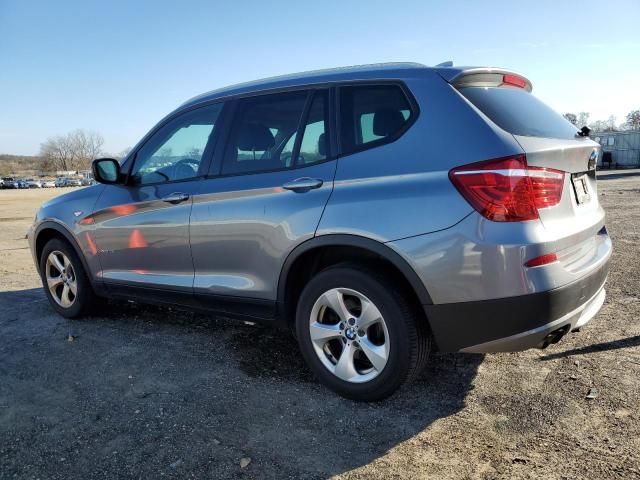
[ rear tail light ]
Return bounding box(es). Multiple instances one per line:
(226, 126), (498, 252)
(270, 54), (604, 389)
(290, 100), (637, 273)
(449, 155), (564, 222)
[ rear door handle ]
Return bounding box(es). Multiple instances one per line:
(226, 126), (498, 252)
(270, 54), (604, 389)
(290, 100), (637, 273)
(282, 177), (323, 193)
(162, 192), (190, 204)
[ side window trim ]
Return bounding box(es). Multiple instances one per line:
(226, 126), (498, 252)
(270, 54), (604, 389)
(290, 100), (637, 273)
(291, 90), (316, 168)
(207, 99), (239, 177)
(335, 81), (419, 158)
(294, 89), (333, 167)
(124, 101), (228, 187)
(328, 87), (339, 159)
(196, 101), (231, 177)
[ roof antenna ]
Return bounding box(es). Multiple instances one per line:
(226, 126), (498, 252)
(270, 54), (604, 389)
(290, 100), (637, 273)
(435, 61), (453, 67)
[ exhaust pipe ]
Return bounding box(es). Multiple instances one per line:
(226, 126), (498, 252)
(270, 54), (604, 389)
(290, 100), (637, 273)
(538, 325), (570, 349)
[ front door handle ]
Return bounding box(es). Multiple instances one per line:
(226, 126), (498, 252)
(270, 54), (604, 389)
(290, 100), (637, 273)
(162, 192), (190, 204)
(282, 177), (323, 193)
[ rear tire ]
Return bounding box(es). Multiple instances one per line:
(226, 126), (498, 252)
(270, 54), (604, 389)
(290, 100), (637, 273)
(39, 238), (98, 318)
(295, 263), (431, 401)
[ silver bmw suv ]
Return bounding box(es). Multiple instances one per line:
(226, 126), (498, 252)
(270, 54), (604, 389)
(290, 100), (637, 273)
(28, 63), (612, 401)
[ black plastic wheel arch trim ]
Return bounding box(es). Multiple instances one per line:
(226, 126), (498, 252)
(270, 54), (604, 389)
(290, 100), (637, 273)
(34, 221), (100, 290)
(276, 234), (434, 327)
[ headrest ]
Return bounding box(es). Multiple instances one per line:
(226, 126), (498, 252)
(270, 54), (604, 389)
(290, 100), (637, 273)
(237, 123), (275, 151)
(373, 108), (406, 137)
(318, 133), (327, 157)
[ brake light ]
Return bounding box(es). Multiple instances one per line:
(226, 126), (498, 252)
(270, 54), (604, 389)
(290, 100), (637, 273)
(525, 253), (558, 268)
(502, 74), (527, 89)
(449, 155), (564, 222)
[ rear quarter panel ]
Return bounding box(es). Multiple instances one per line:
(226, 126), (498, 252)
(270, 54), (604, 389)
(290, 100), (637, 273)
(317, 72), (524, 241)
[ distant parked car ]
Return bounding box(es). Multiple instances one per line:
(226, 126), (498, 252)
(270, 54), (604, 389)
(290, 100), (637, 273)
(81, 177), (95, 186)
(25, 178), (42, 188)
(16, 179), (29, 189)
(2, 177), (18, 189)
(65, 178), (82, 187)
(42, 180), (56, 188)
(55, 177), (68, 187)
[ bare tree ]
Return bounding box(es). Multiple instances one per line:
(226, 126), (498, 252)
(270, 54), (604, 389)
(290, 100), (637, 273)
(590, 116), (619, 133)
(39, 135), (75, 171)
(626, 109), (640, 130)
(116, 147), (132, 160)
(39, 129), (104, 172)
(576, 112), (590, 128)
(589, 120), (609, 132)
(69, 130), (104, 169)
(563, 113), (578, 125)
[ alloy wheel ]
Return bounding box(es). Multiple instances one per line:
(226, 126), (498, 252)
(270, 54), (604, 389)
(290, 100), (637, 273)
(45, 250), (77, 308)
(309, 287), (390, 383)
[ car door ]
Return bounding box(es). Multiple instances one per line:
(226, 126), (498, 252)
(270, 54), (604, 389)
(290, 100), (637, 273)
(190, 89), (336, 317)
(91, 102), (225, 298)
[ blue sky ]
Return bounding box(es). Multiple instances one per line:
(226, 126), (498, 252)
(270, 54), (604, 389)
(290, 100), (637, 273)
(1, 0), (639, 155)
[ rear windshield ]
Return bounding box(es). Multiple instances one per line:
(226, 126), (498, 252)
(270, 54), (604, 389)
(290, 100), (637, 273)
(459, 87), (579, 140)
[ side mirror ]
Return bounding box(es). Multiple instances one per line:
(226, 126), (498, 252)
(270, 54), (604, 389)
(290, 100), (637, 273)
(92, 158), (121, 184)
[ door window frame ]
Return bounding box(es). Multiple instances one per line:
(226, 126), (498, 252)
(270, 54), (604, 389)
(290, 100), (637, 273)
(122, 101), (230, 187)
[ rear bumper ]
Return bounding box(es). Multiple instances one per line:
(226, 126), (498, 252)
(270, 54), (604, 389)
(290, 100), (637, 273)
(425, 256), (610, 353)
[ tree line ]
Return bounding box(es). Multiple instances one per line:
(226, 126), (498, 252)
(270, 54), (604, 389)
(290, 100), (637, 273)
(563, 109), (640, 132)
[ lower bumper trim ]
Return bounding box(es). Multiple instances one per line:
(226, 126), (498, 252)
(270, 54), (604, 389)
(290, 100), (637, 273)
(461, 287), (605, 353)
(424, 258), (610, 352)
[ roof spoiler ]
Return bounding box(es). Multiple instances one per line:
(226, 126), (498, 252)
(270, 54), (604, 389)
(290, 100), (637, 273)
(437, 67), (533, 93)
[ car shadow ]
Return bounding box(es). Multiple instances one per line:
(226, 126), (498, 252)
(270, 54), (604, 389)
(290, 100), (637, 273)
(1, 288), (483, 478)
(539, 335), (640, 361)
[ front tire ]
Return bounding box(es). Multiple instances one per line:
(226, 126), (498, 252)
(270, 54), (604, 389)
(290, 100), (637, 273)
(39, 238), (98, 318)
(295, 264), (431, 401)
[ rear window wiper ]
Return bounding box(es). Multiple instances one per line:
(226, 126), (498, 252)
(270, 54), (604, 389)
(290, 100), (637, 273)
(576, 126), (591, 137)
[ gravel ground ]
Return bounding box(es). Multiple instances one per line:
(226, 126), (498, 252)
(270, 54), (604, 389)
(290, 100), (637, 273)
(1, 175), (639, 479)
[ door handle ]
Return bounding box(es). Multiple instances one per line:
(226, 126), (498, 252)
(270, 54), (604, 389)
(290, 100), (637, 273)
(282, 177), (323, 193)
(162, 192), (190, 204)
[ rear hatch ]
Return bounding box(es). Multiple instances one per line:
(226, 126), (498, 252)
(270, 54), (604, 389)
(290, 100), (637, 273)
(448, 69), (607, 273)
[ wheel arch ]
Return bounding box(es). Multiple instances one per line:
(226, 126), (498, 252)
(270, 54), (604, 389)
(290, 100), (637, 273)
(34, 221), (95, 287)
(276, 234), (433, 329)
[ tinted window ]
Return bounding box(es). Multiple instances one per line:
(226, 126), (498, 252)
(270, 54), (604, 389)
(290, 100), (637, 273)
(460, 87), (579, 140)
(339, 85), (413, 154)
(298, 90), (329, 165)
(222, 91), (308, 175)
(131, 103), (223, 185)
(277, 90), (330, 167)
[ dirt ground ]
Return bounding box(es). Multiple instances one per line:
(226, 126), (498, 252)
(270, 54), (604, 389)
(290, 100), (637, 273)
(1, 174), (639, 480)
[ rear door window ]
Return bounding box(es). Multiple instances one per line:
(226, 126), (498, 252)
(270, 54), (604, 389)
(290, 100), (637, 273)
(459, 87), (579, 140)
(221, 91), (308, 175)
